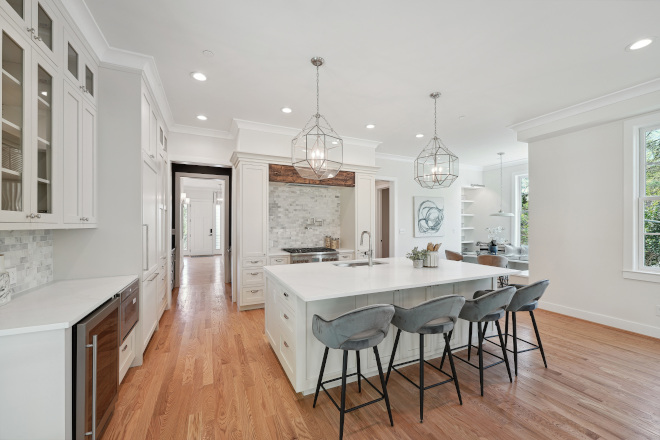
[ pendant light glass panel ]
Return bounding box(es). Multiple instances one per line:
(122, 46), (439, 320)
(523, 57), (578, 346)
(292, 57), (343, 180)
(414, 93), (459, 189)
(292, 114), (343, 179)
(491, 152), (514, 216)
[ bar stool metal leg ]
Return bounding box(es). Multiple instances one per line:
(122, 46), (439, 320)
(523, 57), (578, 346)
(477, 322), (484, 396)
(530, 311), (548, 368)
(444, 332), (462, 405)
(313, 347), (329, 408)
(339, 350), (348, 440)
(419, 334), (424, 423)
(356, 351), (361, 393)
(495, 320), (512, 382)
(512, 312), (518, 376)
(467, 322), (473, 361)
(386, 329), (402, 384)
(373, 346), (394, 427)
(504, 311), (509, 347)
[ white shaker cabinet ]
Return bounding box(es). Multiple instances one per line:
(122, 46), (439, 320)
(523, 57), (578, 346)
(142, 153), (158, 277)
(355, 173), (375, 256)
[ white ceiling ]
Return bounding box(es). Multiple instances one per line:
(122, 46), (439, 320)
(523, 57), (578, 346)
(85, 0), (660, 166)
(182, 177), (224, 191)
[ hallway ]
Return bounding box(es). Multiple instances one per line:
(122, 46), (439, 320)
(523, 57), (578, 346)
(102, 258), (660, 439)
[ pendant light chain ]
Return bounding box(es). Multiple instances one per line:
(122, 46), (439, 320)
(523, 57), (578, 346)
(499, 153), (504, 211)
(316, 64), (320, 118)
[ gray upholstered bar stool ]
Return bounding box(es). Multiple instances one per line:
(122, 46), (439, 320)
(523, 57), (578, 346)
(448, 286), (515, 396)
(478, 280), (550, 375)
(312, 304), (396, 440)
(385, 295), (466, 423)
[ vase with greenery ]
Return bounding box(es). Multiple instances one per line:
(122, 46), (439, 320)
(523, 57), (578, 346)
(406, 247), (428, 268)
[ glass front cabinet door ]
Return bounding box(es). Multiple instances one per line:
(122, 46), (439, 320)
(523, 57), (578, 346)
(1, 22), (31, 222)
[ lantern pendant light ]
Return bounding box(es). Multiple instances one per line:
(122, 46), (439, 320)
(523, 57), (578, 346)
(292, 57), (343, 180)
(414, 92), (459, 189)
(490, 152), (514, 217)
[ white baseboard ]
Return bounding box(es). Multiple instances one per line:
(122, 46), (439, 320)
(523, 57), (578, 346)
(540, 301), (660, 339)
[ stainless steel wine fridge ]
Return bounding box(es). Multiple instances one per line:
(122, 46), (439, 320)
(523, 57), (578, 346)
(73, 296), (120, 440)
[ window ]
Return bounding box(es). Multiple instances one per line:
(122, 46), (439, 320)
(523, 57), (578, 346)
(515, 174), (529, 246)
(182, 204), (188, 251)
(641, 126), (660, 269)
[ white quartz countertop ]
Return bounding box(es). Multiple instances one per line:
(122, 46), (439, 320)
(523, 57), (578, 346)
(264, 257), (520, 302)
(0, 276), (138, 337)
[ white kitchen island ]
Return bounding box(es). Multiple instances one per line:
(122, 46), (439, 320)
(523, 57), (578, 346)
(264, 257), (519, 394)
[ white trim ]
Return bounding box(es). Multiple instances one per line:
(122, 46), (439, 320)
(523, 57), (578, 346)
(513, 173), (529, 247)
(170, 124), (234, 139)
(482, 158), (528, 172)
(509, 78), (660, 133)
(375, 152), (414, 162)
(230, 152), (380, 174)
(233, 119), (382, 149)
(622, 111), (660, 275)
(374, 175), (398, 258)
(539, 301), (660, 339)
(622, 270), (660, 283)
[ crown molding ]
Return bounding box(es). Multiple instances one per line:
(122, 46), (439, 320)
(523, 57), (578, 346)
(375, 152), (415, 162)
(482, 158), (528, 172)
(169, 124), (234, 140)
(230, 152), (380, 174)
(233, 119), (382, 149)
(509, 77), (660, 135)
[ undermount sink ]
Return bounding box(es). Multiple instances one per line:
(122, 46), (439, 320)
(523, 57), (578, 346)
(334, 261), (387, 267)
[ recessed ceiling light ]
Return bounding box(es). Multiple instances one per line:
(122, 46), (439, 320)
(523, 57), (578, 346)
(41, 91), (47, 96)
(197, 115), (208, 121)
(416, 134), (424, 138)
(281, 107), (292, 113)
(366, 124), (375, 129)
(627, 38), (653, 51)
(202, 50), (214, 57)
(191, 72), (207, 81)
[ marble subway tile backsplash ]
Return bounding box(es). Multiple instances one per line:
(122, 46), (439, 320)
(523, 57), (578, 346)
(0, 230), (53, 295)
(269, 184), (341, 249)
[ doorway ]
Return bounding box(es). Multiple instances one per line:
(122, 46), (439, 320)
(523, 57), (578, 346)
(375, 180), (392, 258)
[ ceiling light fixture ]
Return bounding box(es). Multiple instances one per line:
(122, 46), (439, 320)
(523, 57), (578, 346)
(191, 72), (207, 81)
(490, 152), (514, 217)
(281, 107), (292, 113)
(291, 57), (343, 180)
(366, 124), (375, 129)
(627, 38), (653, 51)
(416, 134), (424, 138)
(414, 92), (459, 189)
(197, 115), (208, 121)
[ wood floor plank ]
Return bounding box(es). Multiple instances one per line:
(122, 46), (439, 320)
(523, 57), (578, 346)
(102, 256), (660, 440)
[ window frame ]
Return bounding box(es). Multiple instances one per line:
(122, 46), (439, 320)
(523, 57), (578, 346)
(623, 112), (660, 283)
(638, 124), (660, 272)
(513, 173), (529, 247)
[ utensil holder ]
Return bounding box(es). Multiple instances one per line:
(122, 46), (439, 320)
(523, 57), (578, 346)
(424, 251), (439, 267)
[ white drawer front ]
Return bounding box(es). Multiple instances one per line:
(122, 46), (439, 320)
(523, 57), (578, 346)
(278, 306), (295, 334)
(269, 256), (290, 265)
(279, 325), (296, 377)
(338, 253), (353, 260)
(119, 330), (135, 383)
(242, 286), (264, 304)
(242, 269), (264, 285)
(243, 257), (266, 268)
(277, 285), (295, 310)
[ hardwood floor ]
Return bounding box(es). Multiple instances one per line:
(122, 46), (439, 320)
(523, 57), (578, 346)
(103, 256), (660, 439)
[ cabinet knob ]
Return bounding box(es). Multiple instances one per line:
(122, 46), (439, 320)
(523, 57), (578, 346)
(26, 27), (35, 34)
(283, 314), (289, 320)
(29, 213), (36, 219)
(121, 344), (128, 352)
(283, 292), (289, 298)
(283, 341), (289, 348)
(33, 35), (42, 42)
(35, 214), (41, 219)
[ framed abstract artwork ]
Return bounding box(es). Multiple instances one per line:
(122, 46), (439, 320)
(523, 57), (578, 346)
(414, 196), (445, 237)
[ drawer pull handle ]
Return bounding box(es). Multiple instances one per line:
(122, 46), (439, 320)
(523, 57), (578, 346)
(250, 260), (259, 263)
(283, 314), (289, 320)
(283, 292), (289, 298)
(121, 345), (128, 352)
(250, 272), (259, 276)
(276, 259), (283, 262)
(250, 290), (259, 293)
(283, 341), (289, 348)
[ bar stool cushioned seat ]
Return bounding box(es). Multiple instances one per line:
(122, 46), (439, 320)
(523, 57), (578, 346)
(312, 304), (396, 440)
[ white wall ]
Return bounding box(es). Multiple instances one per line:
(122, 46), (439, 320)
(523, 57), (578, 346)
(375, 156), (481, 258)
(471, 161), (528, 244)
(168, 132), (235, 166)
(529, 121), (660, 338)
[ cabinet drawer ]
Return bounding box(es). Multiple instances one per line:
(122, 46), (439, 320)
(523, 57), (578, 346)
(242, 269), (264, 285)
(279, 325), (296, 377)
(278, 305), (295, 334)
(269, 256), (290, 265)
(243, 257), (266, 267)
(277, 285), (296, 310)
(119, 329), (135, 383)
(242, 286), (264, 304)
(338, 253), (353, 261)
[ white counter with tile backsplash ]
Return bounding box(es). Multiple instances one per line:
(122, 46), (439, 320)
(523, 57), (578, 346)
(0, 230), (53, 295)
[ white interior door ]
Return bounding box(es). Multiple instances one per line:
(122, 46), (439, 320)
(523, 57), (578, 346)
(189, 200), (214, 256)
